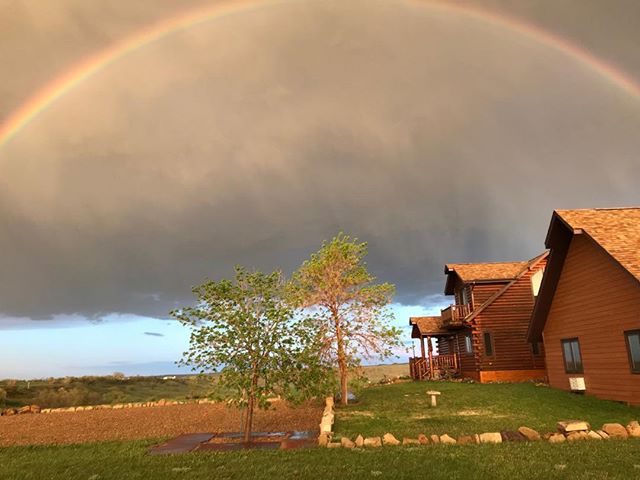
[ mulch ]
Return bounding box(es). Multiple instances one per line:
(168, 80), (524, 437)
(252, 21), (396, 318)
(0, 400), (322, 447)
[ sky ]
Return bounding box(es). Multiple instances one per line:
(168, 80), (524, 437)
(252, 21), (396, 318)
(1, 0), (639, 378)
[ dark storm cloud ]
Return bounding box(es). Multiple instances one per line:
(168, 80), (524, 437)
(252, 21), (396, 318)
(0, 0), (639, 320)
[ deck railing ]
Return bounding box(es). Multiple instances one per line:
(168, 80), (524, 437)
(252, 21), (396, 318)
(409, 354), (459, 380)
(441, 304), (471, 328)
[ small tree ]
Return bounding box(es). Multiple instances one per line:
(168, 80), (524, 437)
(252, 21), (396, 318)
(172, 267), (329, 442)
(291, 233), (402, 405)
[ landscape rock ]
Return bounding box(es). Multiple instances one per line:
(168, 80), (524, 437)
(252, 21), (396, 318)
(626, 421), (640, 438)
(318, 433), (330, 447)
(566, 431), (588, 442)
(418, 434), (429, 445)
(518, 426), (541, 441)
(439, 434), (456, 444)
(596, 430), (609, 439)
(557, 420), (590, 433)
(548, 433), (566, 443)
(18, 406), (33, 414)
(479, 432), (502, 444)
(382, 433), (401, 446)
(30, 405), (41, 414)
(402, 438), (420, 445)
(327, 442), (341, 448)
(457, 435), (476, 445)
(1, 408), (17, 416)
(587, 431), (603, 440)
(364, 437), (382, 448)
(430, 435), (440, 444)
(602, 423), (628, 439)
(355, 435), (364, 447)
(501, 431), (526, 442)
(341, 437), (356, 448)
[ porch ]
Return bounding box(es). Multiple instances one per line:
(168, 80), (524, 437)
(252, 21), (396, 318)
(408, 316), (461, 380)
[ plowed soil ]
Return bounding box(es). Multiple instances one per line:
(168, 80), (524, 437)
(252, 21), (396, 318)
(0, 401), (322, 446)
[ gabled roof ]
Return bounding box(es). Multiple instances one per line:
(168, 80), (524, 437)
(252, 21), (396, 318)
(409, 316), (451, 338)
(464, 251), (548, 323)
(528, 207), (640, 342)
(553, 208), (640, 281)
(444, 260), (528, 295)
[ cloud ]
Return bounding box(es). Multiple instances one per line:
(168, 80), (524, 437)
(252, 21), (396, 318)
(143, 331), (164, 337)
(0, 0), (639, 320)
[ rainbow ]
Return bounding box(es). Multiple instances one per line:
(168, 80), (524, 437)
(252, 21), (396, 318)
(1, 0), (639, 149)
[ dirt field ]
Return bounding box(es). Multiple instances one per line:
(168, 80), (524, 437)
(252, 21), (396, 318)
(0, 401), (322, 446)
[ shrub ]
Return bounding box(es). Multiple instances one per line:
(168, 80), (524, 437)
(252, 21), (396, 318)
(0, 387), (7, 406)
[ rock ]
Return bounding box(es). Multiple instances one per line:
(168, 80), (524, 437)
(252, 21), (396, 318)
(327, 442), (341, 448)
(457, 435), (476, 445)
(112, 404), (124, 409)
(602, 423), (629, 439)
(479, 432), (502, 444)
(341, 437), (355, 448)
(430, 435), (440, 444)
(364, 437), (382, 448)
(501, 431), (526, 442)
(626, 421), (640, 438)
(418, 434), (429, 445)
(18, 406), (33, 414)
(355, 435), (364, 447)
(518, 426), (541, 441)
(318, 433), (330, 447)
(1, 408), (17, 416)
(557, 420), (590, 433)
(596, 430), (609, 439)
(566, 431), (588, 442)
(382, 433), (401, 446)
(402, 438), (420, 445)
(439, 434), (457, 444)
(41, 408), (51, 414)
(587, 431), (603, 440)
(29, 405), (41, 414)
(156, 399), (167, 406)
(548, 433), (566, 443)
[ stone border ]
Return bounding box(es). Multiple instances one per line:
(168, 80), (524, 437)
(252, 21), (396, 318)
(1, 398), (222, 416)
(321, 420), (640, 448)
(317, 397), (334, 446)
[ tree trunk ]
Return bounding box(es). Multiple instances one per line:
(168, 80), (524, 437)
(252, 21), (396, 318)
(334, 310), (348, 406)
(243, 372), (259, 443)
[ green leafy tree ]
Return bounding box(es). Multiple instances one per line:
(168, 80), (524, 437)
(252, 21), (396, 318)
(172, 267), (329, 442)
(291, 233), (402, 405)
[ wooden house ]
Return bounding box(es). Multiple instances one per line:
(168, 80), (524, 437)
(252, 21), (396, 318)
(528, 208), (640, 405)
(410, 253), (548, 382)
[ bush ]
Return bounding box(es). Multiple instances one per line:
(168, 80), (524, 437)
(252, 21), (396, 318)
(33, 386), (102, 408)
(0, 387), (6, 406)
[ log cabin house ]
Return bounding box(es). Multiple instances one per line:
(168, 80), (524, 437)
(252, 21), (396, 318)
(528, 208), (640, 405)
(410, 253), (548, 382)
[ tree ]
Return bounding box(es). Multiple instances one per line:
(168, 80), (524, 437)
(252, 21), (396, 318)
(172, 267), (329, 442)
(290, 233), (402, 405)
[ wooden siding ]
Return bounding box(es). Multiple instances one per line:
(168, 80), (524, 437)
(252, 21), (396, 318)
(543, 235), (640, 405)
(437, 329), (477, 375)
(473, 259), (548, 377)
(472, 283), (504, 307)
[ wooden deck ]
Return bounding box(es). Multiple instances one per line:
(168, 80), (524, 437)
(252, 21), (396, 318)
(441, 304), (470, 328)
(409, 354), (460, 380)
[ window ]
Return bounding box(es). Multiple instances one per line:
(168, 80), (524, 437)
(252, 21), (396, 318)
(531, 342), (541, 356)
(531, 268), (544, 297)
(464, 334), (473, 354)
(561, 338), (583, 374)
(461, 287), (471, 306)
(625, 330), (640, 374)
(483, 332), (494, 357)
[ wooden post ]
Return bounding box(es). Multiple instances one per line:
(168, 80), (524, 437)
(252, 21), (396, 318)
(420, 336), (426, 360)
(427, 335), (434, 379)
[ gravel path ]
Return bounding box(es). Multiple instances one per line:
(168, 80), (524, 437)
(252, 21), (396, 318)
(0, 401), (322, 446)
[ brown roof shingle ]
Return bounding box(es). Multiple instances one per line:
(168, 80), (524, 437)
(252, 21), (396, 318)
(409, 316), (450, 337)
(555, 208), (640, 281)
(444, 261), (528, 283)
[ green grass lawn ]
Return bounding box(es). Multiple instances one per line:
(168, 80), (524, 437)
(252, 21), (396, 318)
(334, 380), (640, 438)
(2, 439), (640, 480)
(3, 379), (639, 479)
